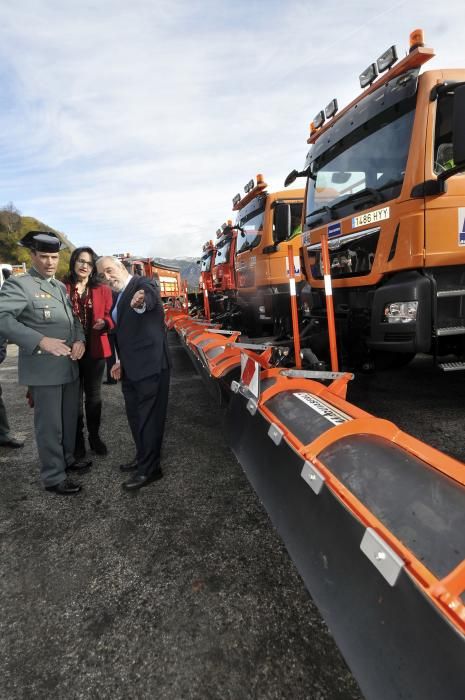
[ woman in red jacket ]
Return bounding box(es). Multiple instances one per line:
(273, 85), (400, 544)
(64, 247), (114, 457)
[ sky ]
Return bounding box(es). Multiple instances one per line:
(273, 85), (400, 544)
(0, 0), (463, 259)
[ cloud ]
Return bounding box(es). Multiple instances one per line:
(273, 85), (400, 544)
(0, 0), (463, 256)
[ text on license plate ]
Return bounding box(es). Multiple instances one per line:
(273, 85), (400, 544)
(352, 206), (390, 228)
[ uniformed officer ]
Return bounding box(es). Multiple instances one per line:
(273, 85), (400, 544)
(0, 231), (92, 494)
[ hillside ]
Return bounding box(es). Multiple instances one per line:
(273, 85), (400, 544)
(0, 204), (74, 278)
(0, 203), (200, 288)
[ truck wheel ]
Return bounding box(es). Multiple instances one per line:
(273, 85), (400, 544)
(374, 351), (415, 370)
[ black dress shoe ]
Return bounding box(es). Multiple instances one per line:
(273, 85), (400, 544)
(46, 478), (82, 495)
(0, 437), (24, 448)
(67, 459), (93, 472)
(89, 435), (108, 456)
(122, 470), (163, 491)
(119, 458), (138, 472)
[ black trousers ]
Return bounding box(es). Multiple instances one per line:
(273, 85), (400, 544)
(77, 354), (106, 439)
(121, 369), (170, 477)
(0, 383), (11, 441)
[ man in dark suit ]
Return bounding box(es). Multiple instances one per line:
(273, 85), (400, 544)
(96, 256), (170, 491)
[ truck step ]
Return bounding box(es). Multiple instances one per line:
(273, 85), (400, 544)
(438, 362), (465, 372)
(437, 288), (465, 298)
(436, 326), (465, 336)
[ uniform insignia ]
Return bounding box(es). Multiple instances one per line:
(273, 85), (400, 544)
(43, 309), (51, 320)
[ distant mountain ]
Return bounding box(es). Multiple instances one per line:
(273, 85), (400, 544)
(153, 256), (199, 290)
(0, 204), (201, 288)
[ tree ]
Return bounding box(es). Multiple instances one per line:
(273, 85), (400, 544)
(0, 202), (22, 235)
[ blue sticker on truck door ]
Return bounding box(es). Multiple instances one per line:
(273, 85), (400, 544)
(328, 222), (341, 238)
(459, 208), (465, 246)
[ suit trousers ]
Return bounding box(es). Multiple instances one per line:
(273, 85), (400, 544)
(121, 369), (170, 477)
(0, 383), (11, 440)
(29, 378), (80, 487)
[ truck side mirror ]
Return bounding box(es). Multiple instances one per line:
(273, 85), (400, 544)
(453, 84), (465, 167)
(273, 203), (291, 243)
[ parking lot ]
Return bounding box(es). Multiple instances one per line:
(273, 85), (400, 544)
(0, 336), (362, 700)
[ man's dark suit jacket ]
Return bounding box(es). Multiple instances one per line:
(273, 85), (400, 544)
(115, 276), (169, 382)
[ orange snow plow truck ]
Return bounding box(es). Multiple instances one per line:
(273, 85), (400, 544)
(116, 255), (182, 301)
(288, 29), (465, 370)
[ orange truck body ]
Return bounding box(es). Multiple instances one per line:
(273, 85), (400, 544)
(120, 256), (182, 300)
(198, 240), (216, 294)
(232, 177), (304, 334)
(299, 36), (465, 366)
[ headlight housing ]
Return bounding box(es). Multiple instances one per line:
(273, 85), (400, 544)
(383, 301), (418, 323)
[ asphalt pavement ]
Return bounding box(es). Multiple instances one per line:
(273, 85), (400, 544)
(0, 335), (362, 700)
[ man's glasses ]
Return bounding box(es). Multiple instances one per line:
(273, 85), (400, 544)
(76, 259), (94, 267)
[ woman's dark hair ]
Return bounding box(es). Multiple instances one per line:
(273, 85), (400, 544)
(65, 246), (100, 287)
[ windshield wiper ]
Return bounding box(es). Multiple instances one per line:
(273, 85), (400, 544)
(305, 205), (336, 223)
(376, 178), (403, 191)
(330, 187), (385, 215)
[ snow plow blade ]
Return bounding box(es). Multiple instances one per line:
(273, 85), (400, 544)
(166, 310), (275, 404)
(225, 361), (465, 700)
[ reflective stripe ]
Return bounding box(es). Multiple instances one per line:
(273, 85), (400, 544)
(324, 275), (332, 296)
(289, 278), (296, 296)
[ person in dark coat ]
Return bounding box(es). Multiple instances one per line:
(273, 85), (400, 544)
(0, 340), (24, 449)
(96, 255), (170, 491)
(63, 247), (114, 457)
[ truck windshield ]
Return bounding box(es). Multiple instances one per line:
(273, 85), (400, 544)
(200, 252), (213, 272)
(215, 237), (231, 264)
(305, 103), (415, 227)
(236, 210), (264, 254)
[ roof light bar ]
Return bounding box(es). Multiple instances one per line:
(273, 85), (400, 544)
(325, 98), (338, 119)
(409, 28), (425, 52)
(359, 62), (378, 89)
(232, 193), (241, 207)
(244, 179), (254, 193)
(377, 45), (398, 73)
(313, 110), (325, 129)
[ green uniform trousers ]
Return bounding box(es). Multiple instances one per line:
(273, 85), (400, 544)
(29, 379), (79, 487)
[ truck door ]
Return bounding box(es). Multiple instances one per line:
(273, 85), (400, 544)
(424, 88), (465, 268)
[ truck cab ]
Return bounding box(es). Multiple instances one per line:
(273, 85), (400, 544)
(232, 174), (304, 335)
(296, 30), (465, 367)
(198, 240), (216, 294)
(212, 221), (237, 295)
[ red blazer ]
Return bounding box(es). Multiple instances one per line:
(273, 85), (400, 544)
(66, 283), (115, 359)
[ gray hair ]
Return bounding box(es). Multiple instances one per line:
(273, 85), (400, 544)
(96, 255), (125, 268)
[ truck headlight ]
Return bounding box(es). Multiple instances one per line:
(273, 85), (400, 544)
(383, 301), (418, 323)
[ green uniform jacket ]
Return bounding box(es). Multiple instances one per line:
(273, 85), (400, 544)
(0, 268), (85, 386)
